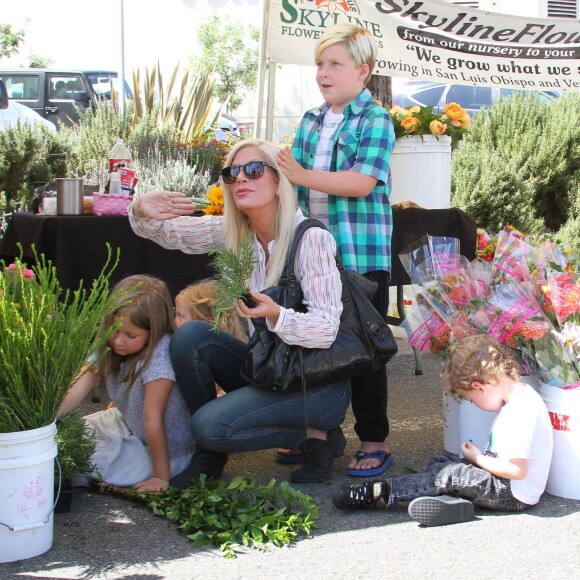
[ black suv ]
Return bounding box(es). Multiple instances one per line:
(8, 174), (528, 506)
(0, 69), (131, 129)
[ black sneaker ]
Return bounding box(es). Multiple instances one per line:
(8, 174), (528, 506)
(408, 495), (475, 526)
(332, 481), (386, 510)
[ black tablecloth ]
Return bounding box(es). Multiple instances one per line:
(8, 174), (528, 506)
(0, 208), (477, 301)
(0, 213), (215, 299)
(390, 207), (477, 286)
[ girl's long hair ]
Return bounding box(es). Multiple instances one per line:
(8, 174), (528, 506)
(97, 275), (175, 387)
(221, 139), (298, 287)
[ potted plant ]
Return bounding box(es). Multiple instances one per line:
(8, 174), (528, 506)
(0, 248), (118, 563)
(54, 410), (97, 513)
(380, 102), (471, 209)
(386, 102), (471, 148)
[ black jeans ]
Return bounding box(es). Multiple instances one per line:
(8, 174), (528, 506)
(386, 455), (530, 511)
(350, 270), (390, 443)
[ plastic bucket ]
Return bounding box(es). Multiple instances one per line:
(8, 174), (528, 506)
(458, 402), (498, 457)
(0, 423), (57, 563)
(539, 383), (580, 500)
(390, 135), (451, 209)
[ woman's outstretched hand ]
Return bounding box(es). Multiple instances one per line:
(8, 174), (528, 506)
(236, 290), (281, 325)
(133, 191), (197, 220)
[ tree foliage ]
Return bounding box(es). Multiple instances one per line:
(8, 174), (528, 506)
(0, 23), (24, 59)
(189, 13), (260, 113)
(452, 92), (580, 237)
(29, 52), (55, 68)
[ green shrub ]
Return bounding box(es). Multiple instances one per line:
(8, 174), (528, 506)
(452, 92), (580, 235)
(55, 410), (96, 482)
(133, 154), (211, 198)
(56, 104), (133, 177)
(0, 124), (67, 211)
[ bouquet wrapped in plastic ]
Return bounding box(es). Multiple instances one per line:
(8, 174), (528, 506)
(399, 227), (580, 389)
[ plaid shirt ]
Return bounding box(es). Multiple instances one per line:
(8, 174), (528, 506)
(292, 89), (395, 273)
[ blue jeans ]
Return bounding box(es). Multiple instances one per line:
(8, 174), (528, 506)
(386, 455), (530, 511)
(170, 321), (351, 453)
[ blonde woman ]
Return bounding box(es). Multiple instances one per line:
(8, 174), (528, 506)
(129, 139), (351, 484)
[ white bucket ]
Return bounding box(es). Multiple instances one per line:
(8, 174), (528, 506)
(0, 423), (57, 563)
(390, 135), (451, 209)
(458, 403), (498, 456)
(539, 383), (580, 500)
(442, 393), (461, 455)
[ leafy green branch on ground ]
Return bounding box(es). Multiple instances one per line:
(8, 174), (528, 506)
(91, 476), (319, 558)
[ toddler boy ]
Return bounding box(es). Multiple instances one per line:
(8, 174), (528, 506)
(332, 334), (553, 525)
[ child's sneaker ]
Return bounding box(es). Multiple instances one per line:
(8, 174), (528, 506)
(408, 495), (475, 526)
(332, 480), (386, 510)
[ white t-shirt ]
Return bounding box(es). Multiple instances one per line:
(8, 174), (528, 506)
(485, 384), (553, 505)
(309, 108), (344, 227)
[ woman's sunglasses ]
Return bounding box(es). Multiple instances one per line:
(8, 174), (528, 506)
(221, 161), (277, 184)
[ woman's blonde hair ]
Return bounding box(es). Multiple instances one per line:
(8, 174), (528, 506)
(221, 138), (298, 287)
(315, 23), (376, 84)
(441, 334), (520, 400)
(177, 279), (247, 341)
(97, 275), (175, 387)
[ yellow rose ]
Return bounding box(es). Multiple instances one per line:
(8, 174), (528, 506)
(443, 102), (466, 121)
(457, 111), (471, 129)
(408, 106), (420, 114)
(401, 115), (420, 132)
(429, 120), (446, 136)
(389, 105), (407, 117)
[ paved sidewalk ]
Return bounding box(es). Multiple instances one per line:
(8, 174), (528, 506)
(3, 341), (579, 579)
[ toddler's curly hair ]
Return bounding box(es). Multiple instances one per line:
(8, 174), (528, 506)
(441, 334), (519, 400)
(177, 279), (247, 342)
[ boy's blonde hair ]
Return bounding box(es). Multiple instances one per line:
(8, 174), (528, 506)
(315, 23), (376, 84)
(177, 279), (247, 342)
(441, 334), (520, 400)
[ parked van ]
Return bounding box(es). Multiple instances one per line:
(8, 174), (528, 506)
(0, 80), (56, 132)
(0, 69), (131, 129)
(392, 80), (559, 118)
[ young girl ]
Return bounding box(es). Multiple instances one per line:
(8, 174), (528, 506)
(58, 275), (194, 492)
(174, 279), (247, 341)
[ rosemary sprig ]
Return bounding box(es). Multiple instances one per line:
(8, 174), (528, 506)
(210, 235), (256, 329)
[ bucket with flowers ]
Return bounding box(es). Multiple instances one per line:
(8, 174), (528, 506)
(384, 102), (471, 209)
(0, 248), (118, 562)
(399, 227), (580, 498)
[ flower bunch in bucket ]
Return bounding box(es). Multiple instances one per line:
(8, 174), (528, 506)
(385, 102), (471, 148)
(400, 227), (580, 389)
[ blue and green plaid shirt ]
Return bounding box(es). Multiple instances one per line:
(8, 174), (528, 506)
(292, 89), (395, 274)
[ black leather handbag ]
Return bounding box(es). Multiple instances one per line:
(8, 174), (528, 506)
(241, 219), (398, 393)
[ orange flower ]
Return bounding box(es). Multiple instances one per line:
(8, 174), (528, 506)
(206, 185), (224, 206)
(429, 119), (446, 136)
(203, 204), (224, 216)
(401, 115), (420, 132)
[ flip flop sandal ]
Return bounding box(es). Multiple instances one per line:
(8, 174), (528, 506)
(275, 447), (305, 464)
(346, 450), (394, 477)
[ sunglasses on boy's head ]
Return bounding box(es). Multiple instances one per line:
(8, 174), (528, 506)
(221, 161), (277, 184)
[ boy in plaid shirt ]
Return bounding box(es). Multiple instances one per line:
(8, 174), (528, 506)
(277, 23), (396, 476)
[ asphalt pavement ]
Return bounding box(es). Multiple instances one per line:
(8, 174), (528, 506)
(3, 339), (579, 579)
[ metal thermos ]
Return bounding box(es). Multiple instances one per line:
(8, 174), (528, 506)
(56, 178), (84, 215)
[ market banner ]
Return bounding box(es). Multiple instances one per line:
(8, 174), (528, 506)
(265, 0), (580, 92)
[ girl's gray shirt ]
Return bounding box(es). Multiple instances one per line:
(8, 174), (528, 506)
(105, 334), (194, 459)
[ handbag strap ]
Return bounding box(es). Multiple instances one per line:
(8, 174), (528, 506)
(281, 218), (331, 285)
